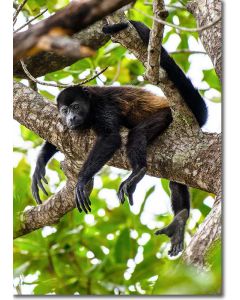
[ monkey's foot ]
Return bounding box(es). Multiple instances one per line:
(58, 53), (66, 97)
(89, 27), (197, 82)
(117, 167), (147, 205)
(155, 209), (188, 257)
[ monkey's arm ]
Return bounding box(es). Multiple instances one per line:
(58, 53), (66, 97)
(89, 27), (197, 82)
(76, 132), (121, 213)
(32, 141), (58, 204)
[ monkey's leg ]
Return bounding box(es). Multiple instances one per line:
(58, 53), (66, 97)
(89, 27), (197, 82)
(118, 108), (172, 205)
(155, 182), (190, 256)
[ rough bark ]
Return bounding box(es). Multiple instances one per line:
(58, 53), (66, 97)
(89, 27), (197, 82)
(182, 191), (221, 267)
(187, 0), (222, 80)
(13, 80), (221, 238)
(13, 0), (133, 62)
(13, 20), (110, 78)
(145, 0), (167, 83)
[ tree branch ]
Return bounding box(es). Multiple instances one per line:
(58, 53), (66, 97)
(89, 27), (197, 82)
(14, 9), (48, 33)
(145, 0), (167, 84)
(13, 0), (28, 25)
(13, 0), (133, 62)
(13, 20), (110, 78)
(20, 59), (108, 87)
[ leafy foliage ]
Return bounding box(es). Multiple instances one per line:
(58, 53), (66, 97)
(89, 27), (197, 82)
(13, 0), (221, 295)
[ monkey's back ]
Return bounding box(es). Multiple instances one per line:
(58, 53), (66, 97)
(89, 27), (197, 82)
(112, 86), (170, 126)
(91, 86), (169, 126)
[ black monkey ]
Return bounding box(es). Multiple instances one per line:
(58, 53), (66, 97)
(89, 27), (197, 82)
(31, 20), (207, 256)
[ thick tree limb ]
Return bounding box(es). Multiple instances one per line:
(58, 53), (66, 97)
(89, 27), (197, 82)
(187, 0), (222, 80)
(14, 9), (48, 33)
(13, 0), (133, 62)
(13, 81), (221, 238)
(30, 35), (96, 59)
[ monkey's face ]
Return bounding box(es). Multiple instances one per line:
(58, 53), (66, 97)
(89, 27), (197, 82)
(59, 100), (90, 130)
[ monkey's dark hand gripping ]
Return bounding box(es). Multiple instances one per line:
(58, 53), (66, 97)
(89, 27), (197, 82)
(118, 167), (147, 206)
(31, 160), (48, 205)
(75, 178), (94, 213)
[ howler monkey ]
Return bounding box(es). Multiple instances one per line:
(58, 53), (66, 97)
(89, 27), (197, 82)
(31, 20), (207, 256)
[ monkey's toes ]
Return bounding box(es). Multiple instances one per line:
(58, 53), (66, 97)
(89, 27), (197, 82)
(168, 241), (184, 257)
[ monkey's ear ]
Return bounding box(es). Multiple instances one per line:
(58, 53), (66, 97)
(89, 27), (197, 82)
(82, 87), (91, 98)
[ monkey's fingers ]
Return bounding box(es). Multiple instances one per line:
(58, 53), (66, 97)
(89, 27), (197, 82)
(75, 195), (82, 213)
(37, 178), (48, 196)
(168, 241), (183, 257)
(85, 190), (91, 206)
(31, 180), (42, 205)
(76, 187), (91, 213)
(33, 169), (49, 196)
(117, 185), (126, 204)
(128, 193), (134, 206)
(122, 183), (134, 206)
(155, 227), (168, 236)
(76, 188), (88, 213)
(42, 176), (48, 184)
(82, 189), (91, 212)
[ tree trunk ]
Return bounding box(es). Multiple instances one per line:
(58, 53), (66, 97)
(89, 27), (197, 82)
(187, 0), (222, 80)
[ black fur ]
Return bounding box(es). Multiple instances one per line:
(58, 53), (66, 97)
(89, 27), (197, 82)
(102, 23), (129, 35)
(118, 108), (173, 205)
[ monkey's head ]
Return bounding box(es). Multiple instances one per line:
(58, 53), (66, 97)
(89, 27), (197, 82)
(57, 86), (91, 130)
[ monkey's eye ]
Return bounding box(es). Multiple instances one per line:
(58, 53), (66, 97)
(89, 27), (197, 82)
(72, 104), (80, 110)
(61, 108), (68, 115)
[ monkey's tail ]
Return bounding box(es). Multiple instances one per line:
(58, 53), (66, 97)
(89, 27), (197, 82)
(102, 21), (208, 127)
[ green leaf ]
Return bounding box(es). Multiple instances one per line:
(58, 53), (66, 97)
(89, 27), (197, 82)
(209, 96), (221, 103)
(34, 278), (58, 295)
(202, 69), (221, 91)
(48, 159), (66, 182)
(20, 125), (43, 147)
(39, 90), (55, 101)
(161, 178), (170, 197)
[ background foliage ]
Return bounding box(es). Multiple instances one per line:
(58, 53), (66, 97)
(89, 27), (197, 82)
(13, 0), (221, 295)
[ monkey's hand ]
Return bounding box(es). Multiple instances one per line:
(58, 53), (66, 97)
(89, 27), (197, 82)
(117, 167), (146, 206)
(155, 209), (188, 257)
(75, 178), (94, 213)
(31, 160), (48, 205)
